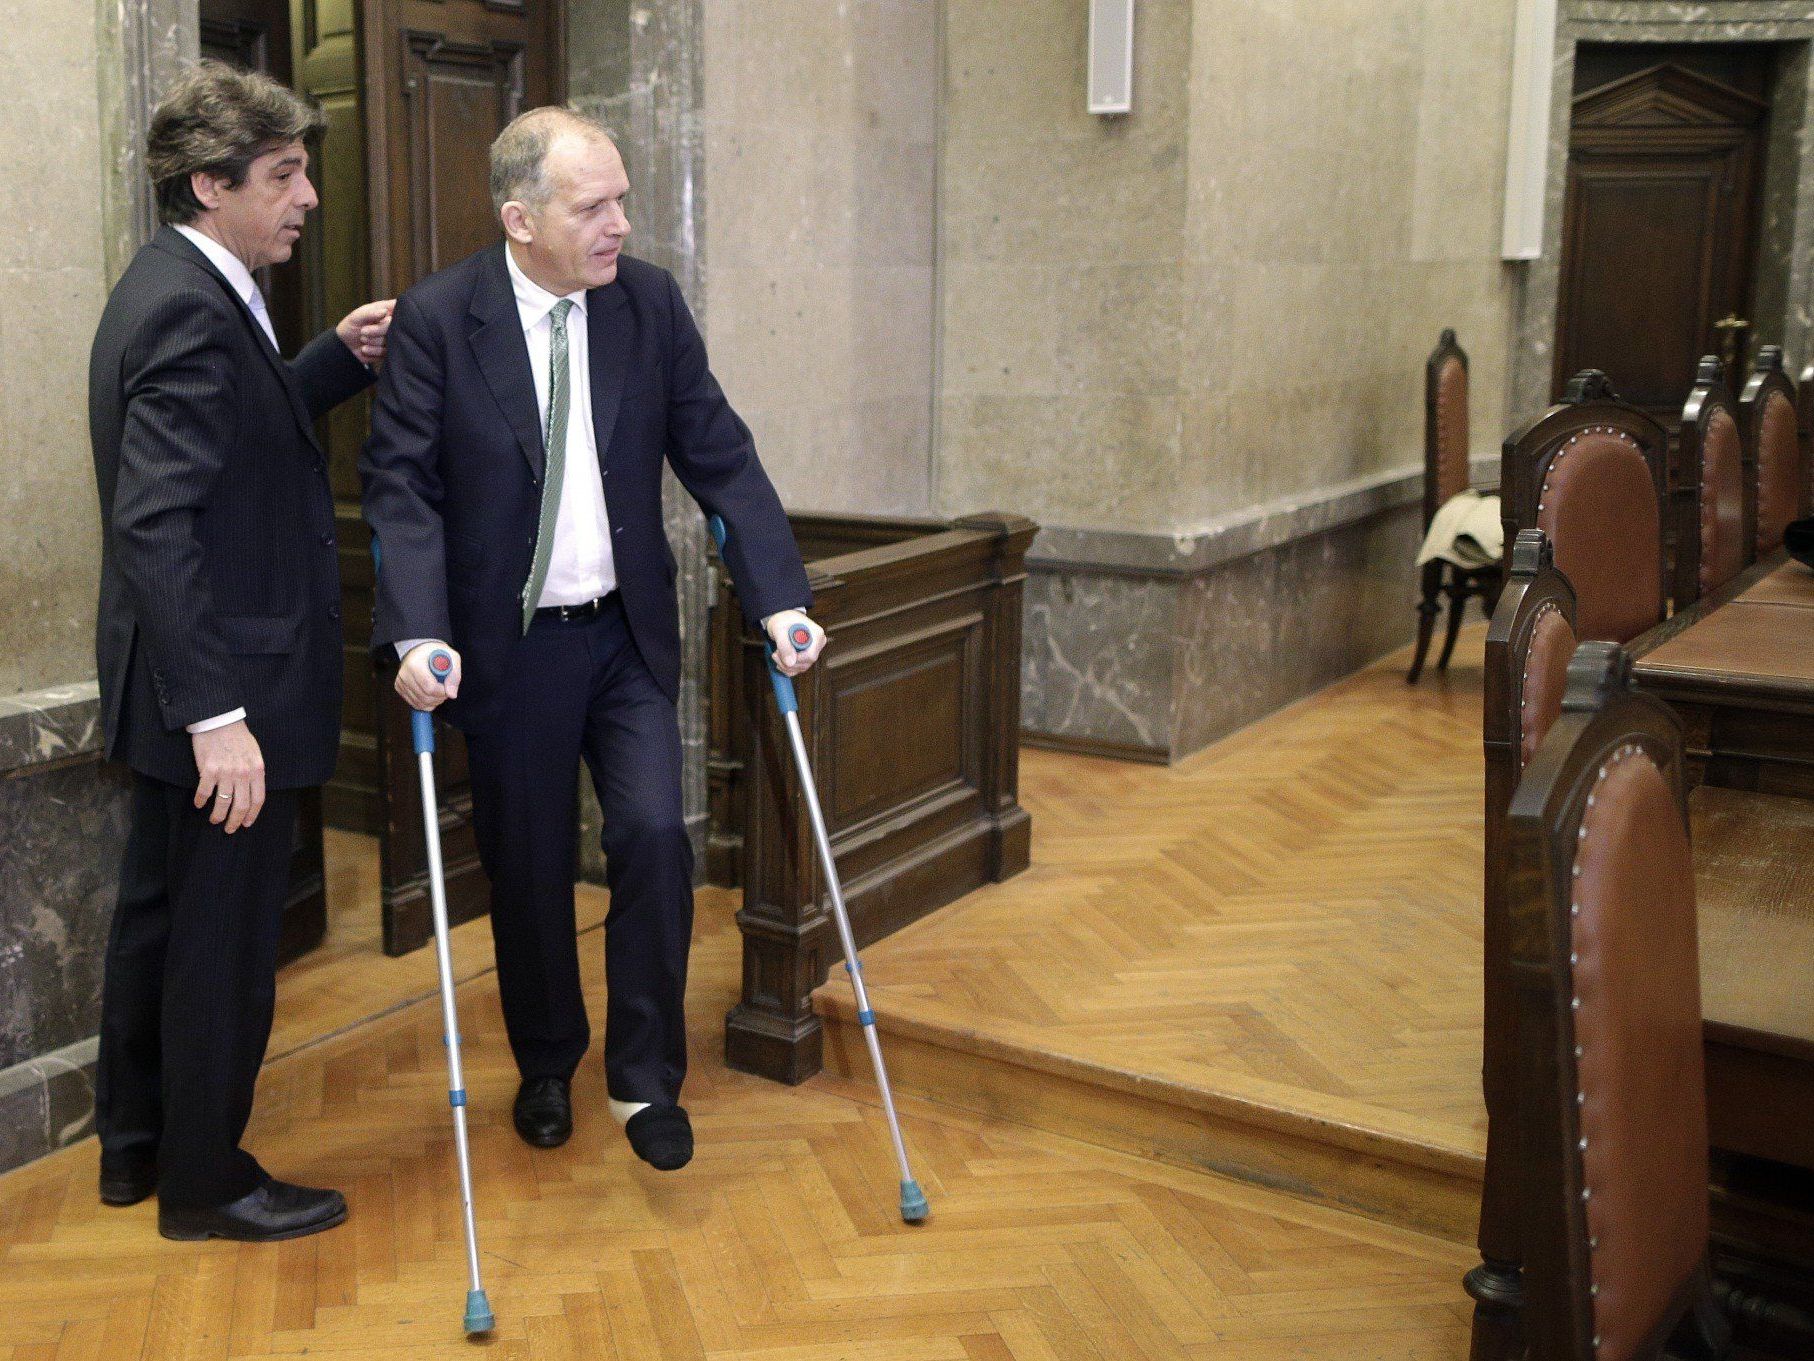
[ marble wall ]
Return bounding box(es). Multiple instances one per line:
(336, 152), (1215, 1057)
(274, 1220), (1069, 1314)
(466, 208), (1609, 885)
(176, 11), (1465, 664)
(937, 0), (1520, 536)
(0, 2), (113, 697)
(0, 688), (132, 1172)
(700, 0), (940, 515)
(1182, 0), (1520, 520)
(937, 0), (1193, 534)
(0, 0), (193, 1177)
(944, 0), (1520, 757)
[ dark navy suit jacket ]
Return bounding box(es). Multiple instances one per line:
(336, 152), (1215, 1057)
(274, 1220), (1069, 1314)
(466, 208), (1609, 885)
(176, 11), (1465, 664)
(90, 227), (374, 789)
(359, 245), (808, 732)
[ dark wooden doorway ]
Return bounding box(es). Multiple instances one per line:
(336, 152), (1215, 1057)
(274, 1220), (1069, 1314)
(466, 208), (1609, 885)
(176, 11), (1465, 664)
(1555, 44), (1775, 422)
(198, 0), (324, 966)
(302, 0), (566, 954)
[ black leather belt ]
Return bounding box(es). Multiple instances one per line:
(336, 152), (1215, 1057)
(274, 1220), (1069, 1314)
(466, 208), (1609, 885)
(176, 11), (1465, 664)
(534, 592), (616, 623)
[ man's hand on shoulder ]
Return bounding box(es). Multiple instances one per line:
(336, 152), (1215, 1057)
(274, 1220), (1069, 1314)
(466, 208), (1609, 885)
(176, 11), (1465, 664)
(397, 642), (461, 711)
(192, 720), (265, 834)
(763, 610), (824, 677)
(339, 299), (395, 367)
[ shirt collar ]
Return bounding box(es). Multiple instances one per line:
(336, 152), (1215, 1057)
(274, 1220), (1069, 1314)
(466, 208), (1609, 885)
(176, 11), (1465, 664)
(173, 224), (259, 307)
(504, 245), (587, 332)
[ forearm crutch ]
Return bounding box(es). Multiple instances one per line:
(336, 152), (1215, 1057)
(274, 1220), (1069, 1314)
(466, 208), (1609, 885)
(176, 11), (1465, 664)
(408, 648), (495, 1333)
(709, 516), (928, 1223)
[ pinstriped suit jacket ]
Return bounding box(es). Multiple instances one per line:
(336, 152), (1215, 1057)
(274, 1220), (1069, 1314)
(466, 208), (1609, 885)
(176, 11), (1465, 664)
(89, 226), (374, 790)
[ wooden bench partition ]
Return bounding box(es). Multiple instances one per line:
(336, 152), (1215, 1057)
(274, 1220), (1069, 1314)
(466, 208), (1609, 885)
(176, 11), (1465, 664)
(709, 510), (1037, 1083)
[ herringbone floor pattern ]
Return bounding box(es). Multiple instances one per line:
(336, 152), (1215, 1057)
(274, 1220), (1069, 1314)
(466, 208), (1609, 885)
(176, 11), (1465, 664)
(0, 634), (1489, 1358)
(827, 630), (1489, 1164)
(0, 891), (1475, 1359)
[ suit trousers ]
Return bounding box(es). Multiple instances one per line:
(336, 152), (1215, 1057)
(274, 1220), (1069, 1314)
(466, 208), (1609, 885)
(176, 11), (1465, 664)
(94, 773), (300, 1207)
(464, 591), (694, 1104)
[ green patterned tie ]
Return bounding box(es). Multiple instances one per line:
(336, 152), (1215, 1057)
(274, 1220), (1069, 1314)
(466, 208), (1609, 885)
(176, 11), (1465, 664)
(521, 298), (574, 632)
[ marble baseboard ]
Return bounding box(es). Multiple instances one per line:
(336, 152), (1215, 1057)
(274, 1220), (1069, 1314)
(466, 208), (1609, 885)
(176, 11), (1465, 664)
(0, 679), (130, 1175)
(1021, 494), (1426, 763)
(0, 1036), (98, 1174)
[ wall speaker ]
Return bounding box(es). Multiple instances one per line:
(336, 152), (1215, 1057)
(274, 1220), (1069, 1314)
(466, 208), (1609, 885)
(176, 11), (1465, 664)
(1088, 0), (1134, 115)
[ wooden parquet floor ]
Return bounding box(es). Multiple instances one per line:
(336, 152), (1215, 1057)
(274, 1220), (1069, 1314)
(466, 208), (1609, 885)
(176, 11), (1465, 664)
(817, 630), (1491, 1234)
(0, 873), (1475, 1360)
(0, 636), (1489, 1358)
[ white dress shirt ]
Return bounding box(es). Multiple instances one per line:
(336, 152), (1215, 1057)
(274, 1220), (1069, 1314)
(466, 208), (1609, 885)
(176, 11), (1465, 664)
(173, 224), (274, 735)
(505, 245), (617, 607)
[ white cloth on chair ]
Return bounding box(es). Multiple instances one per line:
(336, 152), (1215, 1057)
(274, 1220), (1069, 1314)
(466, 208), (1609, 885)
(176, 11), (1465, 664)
(1416, 490), (1502, 569)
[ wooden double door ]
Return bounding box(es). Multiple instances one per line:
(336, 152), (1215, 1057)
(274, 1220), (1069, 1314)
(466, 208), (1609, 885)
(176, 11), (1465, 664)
(200, 0), (565, 954)
(1555, 43), (1777, 422)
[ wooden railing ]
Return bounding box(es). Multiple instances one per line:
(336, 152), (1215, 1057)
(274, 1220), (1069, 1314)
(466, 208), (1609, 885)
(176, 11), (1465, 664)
(709, 511), (1037, 1083)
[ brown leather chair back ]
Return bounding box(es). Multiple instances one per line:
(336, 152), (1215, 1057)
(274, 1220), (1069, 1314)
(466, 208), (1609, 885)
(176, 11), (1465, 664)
(1740, 346), (1806, 556)
(1501, 372), (1668, 646)
(1673, 356), (1750, 608)
(1507, 643), (1710, 1361)
(1477, 529), (1577, 1275)
(1426, 329), (1471, 522)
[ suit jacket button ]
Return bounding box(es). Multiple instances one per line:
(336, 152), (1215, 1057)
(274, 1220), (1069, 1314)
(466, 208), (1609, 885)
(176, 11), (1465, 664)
(320, 532), (334, 547)
(327, 604), (341, 621)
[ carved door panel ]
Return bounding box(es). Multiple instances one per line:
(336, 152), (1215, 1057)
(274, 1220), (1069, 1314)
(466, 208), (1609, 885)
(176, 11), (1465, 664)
(357, 0), (565, 953)
(1555, 56), (1772, 422)
(200, 0), (325, 967)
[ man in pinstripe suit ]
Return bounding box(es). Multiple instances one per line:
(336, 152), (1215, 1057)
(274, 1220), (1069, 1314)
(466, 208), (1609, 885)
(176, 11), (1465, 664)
(88, 62), (392, 1241)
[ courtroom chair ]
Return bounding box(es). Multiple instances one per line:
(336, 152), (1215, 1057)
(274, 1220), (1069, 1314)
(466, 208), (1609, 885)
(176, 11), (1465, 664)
(1500, 370), (1670, 645)
(1409, 329), (1504, 682)
(1505, 641), (1732, 1361)
(1738, 347), (1807, 557)
(1468, 527), (1579, 1361)
(1674, 357), (1752, 610)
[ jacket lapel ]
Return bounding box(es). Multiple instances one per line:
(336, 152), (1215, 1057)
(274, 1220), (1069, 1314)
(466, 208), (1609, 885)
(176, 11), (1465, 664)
(467, 244), (545, 482)
(586, 280), (631, 467)
(151, 228), (318, 445)
(591, 279), (634, 468)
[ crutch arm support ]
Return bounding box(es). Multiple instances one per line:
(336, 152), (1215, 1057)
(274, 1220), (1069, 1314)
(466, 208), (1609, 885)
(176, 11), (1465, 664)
(709, 515), (800, 715)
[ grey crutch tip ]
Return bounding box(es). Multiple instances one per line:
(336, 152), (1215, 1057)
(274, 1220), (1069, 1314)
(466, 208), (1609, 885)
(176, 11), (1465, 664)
(464, 1288), (495, 1334)
(900, 1179), (929, 1223)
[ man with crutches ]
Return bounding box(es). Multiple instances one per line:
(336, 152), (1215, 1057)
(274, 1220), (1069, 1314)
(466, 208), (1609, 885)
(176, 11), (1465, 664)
(361, 106), (822, 1170)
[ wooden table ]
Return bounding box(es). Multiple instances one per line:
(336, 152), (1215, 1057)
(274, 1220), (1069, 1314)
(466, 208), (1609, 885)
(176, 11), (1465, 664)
(1632, 554), (1814, 800)
(1631, 554), (1814, 1317)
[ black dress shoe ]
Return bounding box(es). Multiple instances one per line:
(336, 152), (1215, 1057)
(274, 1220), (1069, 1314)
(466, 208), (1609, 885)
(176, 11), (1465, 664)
(513, 1076), (573, 1148)
(99, 1154), (157, 1207)
(158, 1180), (347, 1242)
(625, 1104), (692, 1170)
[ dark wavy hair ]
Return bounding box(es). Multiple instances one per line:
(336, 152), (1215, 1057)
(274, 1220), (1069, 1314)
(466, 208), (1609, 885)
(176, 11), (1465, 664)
(147, 60), (324, 225)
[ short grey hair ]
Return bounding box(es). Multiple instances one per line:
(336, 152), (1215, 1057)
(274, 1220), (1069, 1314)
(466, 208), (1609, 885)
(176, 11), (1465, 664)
(148, 60), (324, 226)
(489, 106), (614, 217)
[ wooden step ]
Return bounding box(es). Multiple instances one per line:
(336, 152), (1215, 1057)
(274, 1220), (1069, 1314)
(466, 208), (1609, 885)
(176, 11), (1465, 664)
(816, 988), (1484, 1244)
(811, 628), (1496, 1246)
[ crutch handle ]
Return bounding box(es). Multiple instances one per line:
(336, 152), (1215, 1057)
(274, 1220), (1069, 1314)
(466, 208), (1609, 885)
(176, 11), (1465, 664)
(411, 650), (454, 756)
(708, 515), (804, 716)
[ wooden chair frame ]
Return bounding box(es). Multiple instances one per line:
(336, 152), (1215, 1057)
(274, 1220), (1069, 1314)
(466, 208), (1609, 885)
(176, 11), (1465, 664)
(1469, 529), (1578, 1359)
(1504, 643), (1728, 1361)
(1500, 370), (1670, 643)
(1409, 329), (1503, 682)
(1738, 345), (1808, 557)
(1674, 355), (1754, 610)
